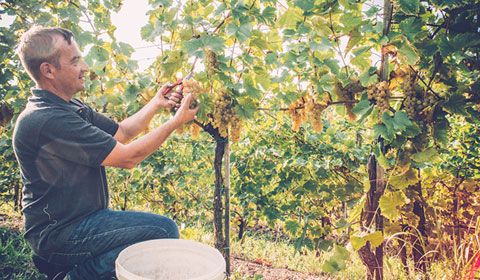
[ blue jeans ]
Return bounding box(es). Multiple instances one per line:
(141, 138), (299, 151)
(46, 209), (179, 279)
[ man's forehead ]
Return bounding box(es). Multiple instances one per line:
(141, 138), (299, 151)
(54, 35), (81, 57)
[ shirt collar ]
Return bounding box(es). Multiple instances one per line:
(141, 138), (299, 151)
(30, 88), (82, 111)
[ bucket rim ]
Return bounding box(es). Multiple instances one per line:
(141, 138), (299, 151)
(115, 239), (226, 280)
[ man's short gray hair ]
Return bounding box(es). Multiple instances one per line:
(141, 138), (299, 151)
(16, 26), (74, 82)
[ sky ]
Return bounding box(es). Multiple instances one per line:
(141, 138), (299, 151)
(110, 0), (156, 71)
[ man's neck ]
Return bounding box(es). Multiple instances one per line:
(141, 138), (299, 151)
(35, 82), (73, 102)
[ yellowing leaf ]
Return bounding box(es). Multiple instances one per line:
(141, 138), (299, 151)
(277, 7), (303, 28)
(379, 191), (409, 220)
(389, 167), (418, 189)
(365, 231), (383, 248)
(350, 235), (367, 250)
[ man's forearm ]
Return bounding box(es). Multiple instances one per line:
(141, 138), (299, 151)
(123, 117), (180, 168)
(118, 99), (162, 142)
(102, 92), (198, 169)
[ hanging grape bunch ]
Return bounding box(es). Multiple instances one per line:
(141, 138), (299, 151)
(210, 88), (242, 142)
(367, 81), (390, 114)
(287, 97), (307, 132)
(402, 73), (437, 122)
(182, 79), (206, 139)
(305, 94), (330, 132)
(288, 94), (330, 132)
(205, 49), (219, 76)
(335, 80), (364, 120)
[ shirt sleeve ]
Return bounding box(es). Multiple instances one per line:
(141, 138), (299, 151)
(90, 108), (119, 137)
(38, 109), (117, 167)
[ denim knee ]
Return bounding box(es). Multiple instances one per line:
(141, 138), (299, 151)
(161, 217), (179, 239)
(146, 215), (179, 239)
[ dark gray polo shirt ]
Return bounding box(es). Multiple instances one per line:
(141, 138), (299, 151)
(12, 89), (118, 256)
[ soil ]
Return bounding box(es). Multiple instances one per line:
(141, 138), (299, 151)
(232, 257), (329, 280)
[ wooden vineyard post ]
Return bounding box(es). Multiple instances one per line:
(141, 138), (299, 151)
(223, 140), (231, 275)
(213, 138), (227, 257)
(358, 0), (392, 279)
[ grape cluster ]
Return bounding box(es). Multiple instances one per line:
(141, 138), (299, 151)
(205, 49), (219, 76)
(190, 122), (201, 139)
(403, 75), (436, 122)
(287, 98), (307, 132)
(183, 79), (204, 109)
(183, 79), (204, 94)
(367, 81), (391, 114)
(211, 89), (242, 141)
(345, 81), (364, 120)
(306, 95), (329, 132)
(288, 94), (330, 132)
(229, 114), (242, 142)
(335, 81), (364, 120)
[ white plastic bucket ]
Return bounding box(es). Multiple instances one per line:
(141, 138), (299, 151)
(115, 239), (226, 280)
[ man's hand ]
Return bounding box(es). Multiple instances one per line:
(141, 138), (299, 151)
(173, 93), (200, 125)
(154, 83), (183, 110)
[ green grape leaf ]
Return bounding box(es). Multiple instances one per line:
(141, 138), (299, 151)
(294, 0), (314, 11)
(236, 97), (257, 119)
(398, 0), (419, 14)
(260, 6), (276, 24)
(285, 220), (301, 235)
(351, 51), (371, 72)
(444, 93), (468, 115)
(411, 147), (440, 164)
(226, 22), (252, 42)
(399, 17), (422, 41)
(352, 98), (373, 122)
(393, 111), (413, 131)
(359, 71), (378, 87)
(389, 167), (418, 189)
(184, 35), (224, 55)
(433, 118), (450, 145)
(374, 123), (394, 142)
(398, 42), (419, 65)
(345, 29), (362, 54)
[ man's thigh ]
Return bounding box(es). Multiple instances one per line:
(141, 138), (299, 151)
(48, 209), (179, 266)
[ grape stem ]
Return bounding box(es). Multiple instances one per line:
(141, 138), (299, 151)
(408, 66), (442, 99)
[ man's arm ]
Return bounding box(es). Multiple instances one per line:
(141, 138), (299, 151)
(103, 93), (199, 169)
(114, 84), (183, 143)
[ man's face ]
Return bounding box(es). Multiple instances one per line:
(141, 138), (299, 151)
(53, 37), (89, 96)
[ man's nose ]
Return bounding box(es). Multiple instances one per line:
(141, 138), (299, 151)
(81, 61), (89, 72)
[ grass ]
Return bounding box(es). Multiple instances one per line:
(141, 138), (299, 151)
(0, 207), (467, 280)
(181, 224), (462, 280)
(181, 224), (327, 276)
(0, 227), (46, 280)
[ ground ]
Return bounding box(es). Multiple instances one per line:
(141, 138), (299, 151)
(1, 214), (329, 280)
(232, 257), (328, 280)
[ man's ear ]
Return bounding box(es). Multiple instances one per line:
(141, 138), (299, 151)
(39, 62), (55, 80)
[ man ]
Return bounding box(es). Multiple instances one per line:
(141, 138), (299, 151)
(13, 26), (199, 279)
